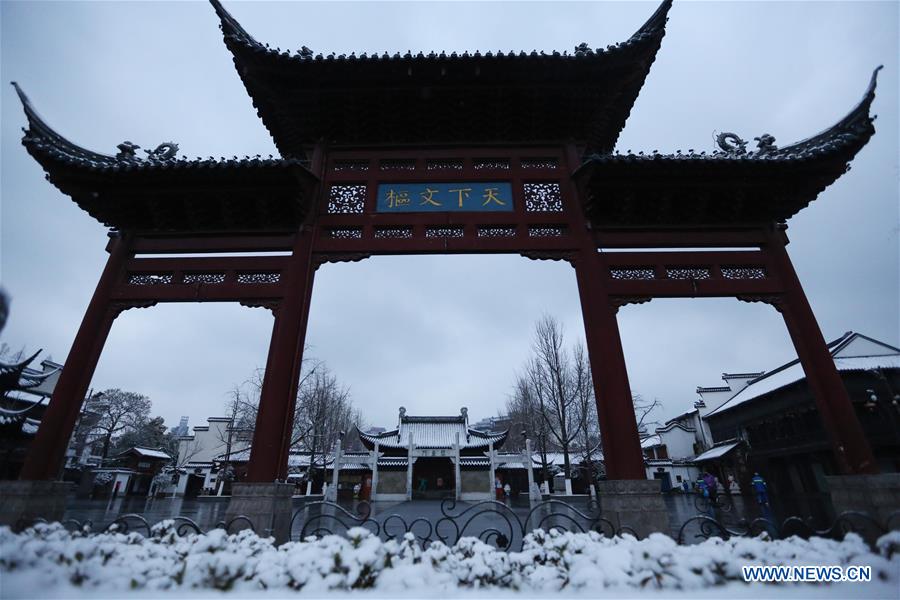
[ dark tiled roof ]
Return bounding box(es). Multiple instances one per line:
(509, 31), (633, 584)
(358, 415), (508, 450)
(212, 0), (670, 65)
(210, 0), (672, 155)
(697, 386), (731, 393)
(12, 83), (318, 233)
(0, 349), (55, 394)
(582, 66), (880, 166)
(574, 67), (881, 226)
(13, 84), (304, 174)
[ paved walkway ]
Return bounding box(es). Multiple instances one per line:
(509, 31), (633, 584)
(63, 495), (231, 531)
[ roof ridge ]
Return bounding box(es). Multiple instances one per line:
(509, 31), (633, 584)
(844, 332), (900, 354)
(211, 0), (671, 62)
(580, 65), (880, 165)
(13, 83), (309, 172)
(706, 334), (900, 418)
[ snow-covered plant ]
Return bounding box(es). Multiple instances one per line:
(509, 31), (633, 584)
(1, 523), (898, 596)
(877, 530), (900, 560)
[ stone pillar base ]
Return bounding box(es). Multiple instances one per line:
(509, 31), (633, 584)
(826, 473), (900, 525)
(0, 480), (73, 530)
(225, 482), (295, 544)
(596, 479), (668, 538)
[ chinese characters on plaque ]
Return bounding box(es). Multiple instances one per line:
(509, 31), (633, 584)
(376, 182), (513, 212)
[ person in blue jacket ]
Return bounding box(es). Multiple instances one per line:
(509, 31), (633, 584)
(751, 472), (769, 507)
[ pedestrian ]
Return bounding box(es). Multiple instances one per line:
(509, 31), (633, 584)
(503, 483), (511, 499)
(696, 475), (707, 497)
(702, 471), (719, 504)
(495, 477), (504, 500)
(751, 472), (769, 507)
(727, 474), (739, 494)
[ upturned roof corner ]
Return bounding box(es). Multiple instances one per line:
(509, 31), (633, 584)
(206, 0), (672, 154)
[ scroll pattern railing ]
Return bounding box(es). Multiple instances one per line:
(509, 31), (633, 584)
(17, 500), (900, 552)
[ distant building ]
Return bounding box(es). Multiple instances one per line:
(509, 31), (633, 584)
(641, 430), (699, 492)
(696, 331), (899, 515)
(79, 446), (172, 498)
(0, 352), (61, 479)
(470, 415), (512, 434)
(162, 416), (251, 497)
(358, 407), (508, 501)
(64, 391), (110, 471)
(170, 416), (190, 437)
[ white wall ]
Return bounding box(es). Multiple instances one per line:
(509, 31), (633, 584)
(657, 426), (696, 460)
(177, 418), (249, 465)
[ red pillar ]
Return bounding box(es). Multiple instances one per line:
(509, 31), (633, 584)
(766, 228), (877, 475)
(245, 230), (315, 482)
(20, 234), (132, 480)
(574, 248), (646, 480)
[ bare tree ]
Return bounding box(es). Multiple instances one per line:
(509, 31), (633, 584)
(91, 389), (152, 459)
(216, 370), (264, 465)
(506, 372), (553, 483)
(0, 343), (25, 363)
(632, 394), (662, 436)
(527, 315), (586, 481)
(292, 366), (359, 490)
(573, 344), (602, 493)
(113, 415), (168, 454)
(223, 353), (359, 491)
(220, 350), (323, 448)
(511, 316), (662, 491)
(587, 393), (661, 485)
(173, 437), (204, 469)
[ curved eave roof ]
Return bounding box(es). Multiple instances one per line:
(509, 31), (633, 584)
(13, 83), (319, 234)
(0, 350), (47, 393)
(210, 0), (671, 156)
(574, 67), (881, 227)
(358, 428), (508, 451)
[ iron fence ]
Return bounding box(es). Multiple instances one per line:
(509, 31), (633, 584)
(14, 499), (900, 553)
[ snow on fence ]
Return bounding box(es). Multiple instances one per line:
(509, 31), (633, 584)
(1, 521), (899, 596)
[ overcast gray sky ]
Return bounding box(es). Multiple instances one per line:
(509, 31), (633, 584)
(1, 1), (897, 435)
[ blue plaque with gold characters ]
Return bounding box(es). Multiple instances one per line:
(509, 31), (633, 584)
(376, 182), (513, 212)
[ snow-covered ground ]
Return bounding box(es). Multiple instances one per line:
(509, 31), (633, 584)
(1, 522), (898, 598)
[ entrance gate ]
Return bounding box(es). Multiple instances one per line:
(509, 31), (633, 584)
(13, 0), (881, 494)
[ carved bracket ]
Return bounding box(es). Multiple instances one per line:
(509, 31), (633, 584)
(610, 296), (652, 312)
(239, 300), (280, 316)
(736, 294), (784, 313)
(313, 252), (372, 271)
(109, 301), (158, 320)
(519, 250), (577, 266)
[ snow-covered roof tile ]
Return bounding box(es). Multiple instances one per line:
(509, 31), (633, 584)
(496, 462), (527, 469)
(708, 354), (900, 417)
(693, 441), (742, 462)
(533, 452), (596, 466)
(116, 446), (171, 460)
(703, 332), (900, 417)
(132, 447), (171, 459)
(640, 435), (662, 449)
(359, 414), (507, 450)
